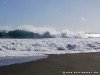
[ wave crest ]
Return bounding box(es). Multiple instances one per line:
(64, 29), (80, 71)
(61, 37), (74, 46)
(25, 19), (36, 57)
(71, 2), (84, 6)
(0, 25), (88, 38)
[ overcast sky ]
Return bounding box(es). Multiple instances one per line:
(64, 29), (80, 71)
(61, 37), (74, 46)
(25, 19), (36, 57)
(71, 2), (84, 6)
(0, 0), (100, 32)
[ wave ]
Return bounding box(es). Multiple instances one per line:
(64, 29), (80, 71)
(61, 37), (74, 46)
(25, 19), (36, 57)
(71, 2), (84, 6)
(0, 30), (87, 38)
(0, 25), (88, 38)
(1, 25), (100, 38)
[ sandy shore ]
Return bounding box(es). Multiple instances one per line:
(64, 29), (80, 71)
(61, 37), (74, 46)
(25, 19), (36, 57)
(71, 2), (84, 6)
(0, 52), (100, 75)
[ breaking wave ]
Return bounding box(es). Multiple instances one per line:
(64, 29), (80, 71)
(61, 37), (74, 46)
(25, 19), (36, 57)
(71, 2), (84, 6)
(0, 25), (88, 38)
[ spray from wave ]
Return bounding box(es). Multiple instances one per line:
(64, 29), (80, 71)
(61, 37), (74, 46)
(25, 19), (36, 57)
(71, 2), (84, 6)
(0, 25), (88, 38)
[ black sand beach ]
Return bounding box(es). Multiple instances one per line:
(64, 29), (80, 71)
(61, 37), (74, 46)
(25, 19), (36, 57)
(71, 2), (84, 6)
(0, 52), (100, 75)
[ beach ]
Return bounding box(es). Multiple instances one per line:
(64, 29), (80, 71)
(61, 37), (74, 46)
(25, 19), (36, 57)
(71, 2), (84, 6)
(0, 52), (100, 75)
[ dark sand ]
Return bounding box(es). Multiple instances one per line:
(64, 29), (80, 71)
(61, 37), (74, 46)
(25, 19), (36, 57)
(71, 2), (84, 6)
(0, 52), (100, 75)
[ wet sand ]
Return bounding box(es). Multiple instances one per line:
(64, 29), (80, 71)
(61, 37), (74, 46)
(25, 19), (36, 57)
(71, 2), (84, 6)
(0, 52), (100, 75)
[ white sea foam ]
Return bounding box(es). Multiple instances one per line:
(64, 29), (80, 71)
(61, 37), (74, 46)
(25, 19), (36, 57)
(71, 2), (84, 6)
(0, 38), (100, 56)
(0, 38), (100, 66)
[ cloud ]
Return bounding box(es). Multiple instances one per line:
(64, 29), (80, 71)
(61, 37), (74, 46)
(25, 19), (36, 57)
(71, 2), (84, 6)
(80, 17), (87, 22)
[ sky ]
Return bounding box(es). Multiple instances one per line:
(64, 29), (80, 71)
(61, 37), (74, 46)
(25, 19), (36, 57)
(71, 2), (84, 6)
(0, 0), (100, 32)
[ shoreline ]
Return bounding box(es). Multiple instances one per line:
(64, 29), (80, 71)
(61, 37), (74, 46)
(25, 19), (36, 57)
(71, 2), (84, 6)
(0, 52), (100, 75)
